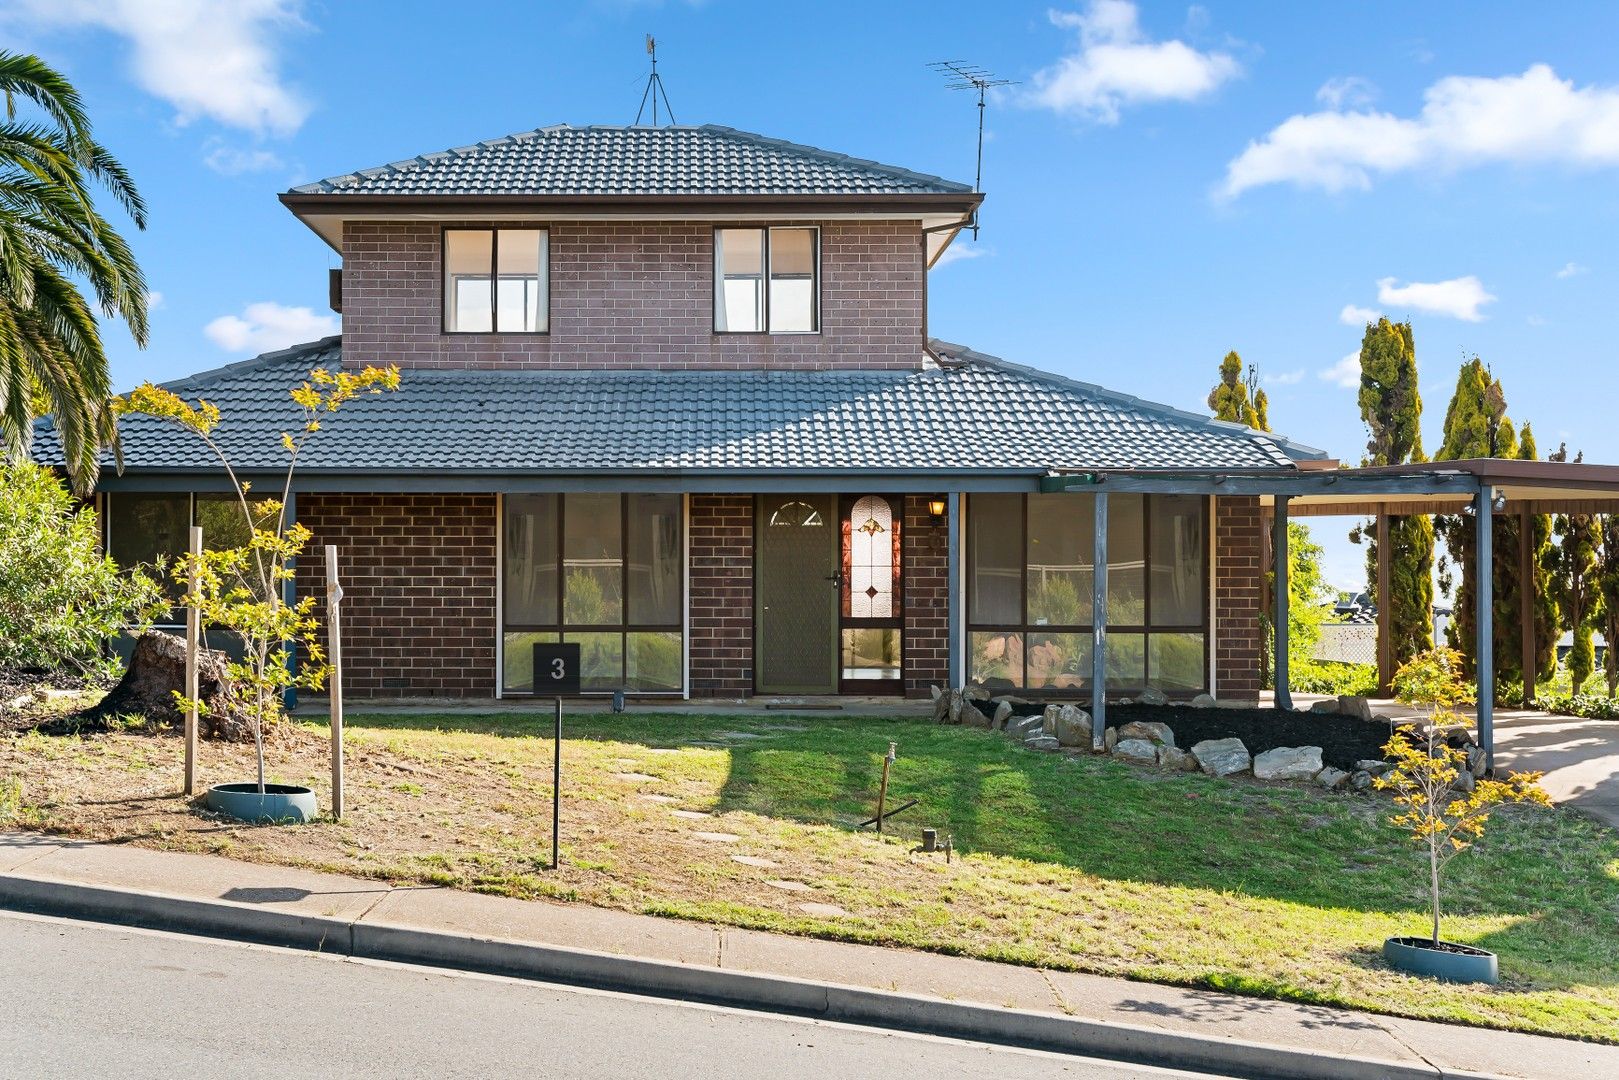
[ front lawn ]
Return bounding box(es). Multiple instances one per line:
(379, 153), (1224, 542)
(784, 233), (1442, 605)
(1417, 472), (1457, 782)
(3, 712), (1617, 1041)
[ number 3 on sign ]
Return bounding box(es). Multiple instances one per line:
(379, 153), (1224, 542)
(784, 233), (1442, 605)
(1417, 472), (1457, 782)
(532, 643), (581, 696)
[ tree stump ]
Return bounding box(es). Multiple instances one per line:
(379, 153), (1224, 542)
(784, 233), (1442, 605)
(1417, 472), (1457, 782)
(78, 630), (258, 741)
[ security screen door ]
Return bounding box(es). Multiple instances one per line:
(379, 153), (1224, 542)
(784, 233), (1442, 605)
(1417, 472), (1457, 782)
(755, 494), (838, 694)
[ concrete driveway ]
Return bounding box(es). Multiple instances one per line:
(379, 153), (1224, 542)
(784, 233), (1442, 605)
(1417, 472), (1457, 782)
(1282, 692), (1619, 830)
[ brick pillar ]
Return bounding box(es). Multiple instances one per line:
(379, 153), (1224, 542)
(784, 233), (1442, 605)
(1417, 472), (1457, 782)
(689, 495), (754, 697)
(903, 495), (949, 696)
(1214, 495), (1265, 704)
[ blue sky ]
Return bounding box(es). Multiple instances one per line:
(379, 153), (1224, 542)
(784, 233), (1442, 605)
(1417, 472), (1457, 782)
(6, 0), (1618, 590)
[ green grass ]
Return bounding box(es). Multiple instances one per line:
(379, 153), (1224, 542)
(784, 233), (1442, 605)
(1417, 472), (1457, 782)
(8, 710), (1619, 1041)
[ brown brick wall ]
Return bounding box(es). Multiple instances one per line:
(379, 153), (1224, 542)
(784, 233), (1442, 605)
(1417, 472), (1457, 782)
(903, 495), (949, 695)
(294, 493), (497, 698)
(688, 494), (754, 697)
(1213, 495), (1265, 703)
(342, 220), (925, 371)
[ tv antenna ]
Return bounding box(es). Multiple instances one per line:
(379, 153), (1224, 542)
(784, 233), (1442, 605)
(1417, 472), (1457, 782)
(634, 35), (676, 126)
(928, 61), (1016, 239)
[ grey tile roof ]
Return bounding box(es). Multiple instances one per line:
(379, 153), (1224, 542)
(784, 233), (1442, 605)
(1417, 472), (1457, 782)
(288, 124), (973, 198)
(31, 338), (1321, 477)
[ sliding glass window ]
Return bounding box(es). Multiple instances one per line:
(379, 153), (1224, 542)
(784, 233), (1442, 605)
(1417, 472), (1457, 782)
(966, 493), (1207, 694)
(503, 494), (683, 694)
(714, 227), (818, 333)
(444, 227), (548, 333)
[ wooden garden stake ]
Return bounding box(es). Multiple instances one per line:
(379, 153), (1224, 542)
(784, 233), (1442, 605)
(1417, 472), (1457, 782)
(326, 545), (345, 819)
(183, 526), (201, 795)
(876, 742), (896, 834)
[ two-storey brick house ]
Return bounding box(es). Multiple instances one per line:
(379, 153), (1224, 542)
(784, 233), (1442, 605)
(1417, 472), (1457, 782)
(39, 124), (1325, 704)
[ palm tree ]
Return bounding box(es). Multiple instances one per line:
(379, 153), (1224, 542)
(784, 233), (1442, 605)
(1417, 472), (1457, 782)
(0, 51), (147, 493)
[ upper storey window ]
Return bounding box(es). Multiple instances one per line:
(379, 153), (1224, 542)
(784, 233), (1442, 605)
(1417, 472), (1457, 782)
(714, 226), (819, 334)
(444, 227), (548, 333)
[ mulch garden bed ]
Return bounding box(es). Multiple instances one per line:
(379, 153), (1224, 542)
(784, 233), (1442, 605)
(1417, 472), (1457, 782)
(1028, 701), (1410, 771)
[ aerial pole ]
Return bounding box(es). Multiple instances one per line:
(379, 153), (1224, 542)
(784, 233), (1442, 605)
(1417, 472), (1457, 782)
(928, 61), (1016, 239)
(635, 35), (677, 127)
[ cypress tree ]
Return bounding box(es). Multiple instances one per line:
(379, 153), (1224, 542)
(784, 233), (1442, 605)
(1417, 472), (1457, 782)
(1355, 318), (1434, 664)
(1208, 350), (1264, 429)
(1433, 358), (1537, 681)
(1516, 425), (1560, 687)
(1552, 498), (1602, 694)
(1599, 516), (1619, 696)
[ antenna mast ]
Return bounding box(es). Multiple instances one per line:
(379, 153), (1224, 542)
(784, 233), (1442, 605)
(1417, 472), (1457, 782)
(635, 35), (676, 126)
(927, 60), (1015, 239)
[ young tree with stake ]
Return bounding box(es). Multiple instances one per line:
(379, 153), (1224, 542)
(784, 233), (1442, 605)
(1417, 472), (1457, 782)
(121, 364), (399, 796)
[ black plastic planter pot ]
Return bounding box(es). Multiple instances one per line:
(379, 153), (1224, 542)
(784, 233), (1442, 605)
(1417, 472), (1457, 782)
(1383, 936), (1498, 984)
(204, 783), (318, 824)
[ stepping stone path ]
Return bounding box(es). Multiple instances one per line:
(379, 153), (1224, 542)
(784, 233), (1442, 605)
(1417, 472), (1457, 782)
(716, 732), (768, 740)
(638, 793), (678, 804)
(670, 810), (711, 820)
(731, 855), (778, 868)
(797, 902), (848, 918)
(694, 831), (740, 843)
(646, 748), (680, 754)
(611, 772), (659, 783)
(765, 880), (812, 893)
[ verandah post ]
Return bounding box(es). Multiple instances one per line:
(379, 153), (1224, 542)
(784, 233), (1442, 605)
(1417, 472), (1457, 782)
(1273, 495), (1292, 710)
(1091, 490), (1108, 750)
(1476, 487), (1495, 773)
(184, 525), (201, 795)
(946, 492), (962, 688)
(326, 544), (345, 819)
(1519, 506), (1536, 706)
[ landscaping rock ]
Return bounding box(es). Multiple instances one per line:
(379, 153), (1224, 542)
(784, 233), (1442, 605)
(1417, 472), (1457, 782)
(992, 700), (1014, 729)
(1137, 686), (1170, 706)
(1467, 745), (1486, 778)
(1114, 738), (1158, 764)
(1191, 737), (1251, 777)
(930, 685), (942, 702)
(1350, 770), (1375, 792)
(1104, 725), (1119, 752)
(1118, 720), (1175, 748)
(1337, 695), (1373, 722)
(960, 699), (992, 728)
(1044, 704), (1092, 747)
(1189, 693), (1217, 708)
(1355, 759), (1392, 776)
(1309, 699), (1339, 715)
(965, 686), (991, 702)
(1253, 745), (1324, 781)
(1007, 715), (1044, 739)
(1213, 697), (1251, 709)
(1316, 766), (1349, 790)
(992, 695), (1032, 707)
(1157, 745), (1196, 771)
(1024, 735), (1060, 751)
(1452, 771), (1476, 794)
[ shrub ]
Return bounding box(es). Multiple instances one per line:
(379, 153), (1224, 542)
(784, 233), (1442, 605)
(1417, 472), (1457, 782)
(1289, 659), (1378, 696)
(0, 462), (166, 680)
(1538, 693), (1619, 721)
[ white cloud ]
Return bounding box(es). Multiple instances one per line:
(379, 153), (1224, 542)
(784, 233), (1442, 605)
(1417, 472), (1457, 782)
(1338, 303), (1382, 325)
(145, 290), (164, 310)
(1527, 314), (1547, 326)
(8, 0), (310, 136)
(1555, 261), (1587, 279)
(1319, 352), (1361, 389)
(1316, 76), (1376, 110)
(1376, 275), (1496, 321)
(205, 301), (336, 353)
(203, 142), (284, 175)
(1029, 1), (1242, 124)
(1221, 64), (1619, 198)
(933, 244), (986, 268)
(1264, 369), (1305, 386)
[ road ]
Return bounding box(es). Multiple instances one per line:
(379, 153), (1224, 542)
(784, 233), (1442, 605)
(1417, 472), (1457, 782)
(0, 911), (1222, 1079)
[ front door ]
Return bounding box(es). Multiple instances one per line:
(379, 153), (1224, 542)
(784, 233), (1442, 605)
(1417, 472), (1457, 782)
(755, 494), (838, 694)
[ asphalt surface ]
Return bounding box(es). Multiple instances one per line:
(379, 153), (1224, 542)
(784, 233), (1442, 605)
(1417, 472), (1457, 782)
(0, 911), (1223, 1080)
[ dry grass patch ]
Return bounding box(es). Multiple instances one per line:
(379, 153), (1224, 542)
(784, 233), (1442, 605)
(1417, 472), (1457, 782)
(3, 711), (1618, 1042)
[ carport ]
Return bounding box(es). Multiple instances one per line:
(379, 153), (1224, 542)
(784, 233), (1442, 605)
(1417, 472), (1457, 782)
(1042, 458), (1619, 773)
